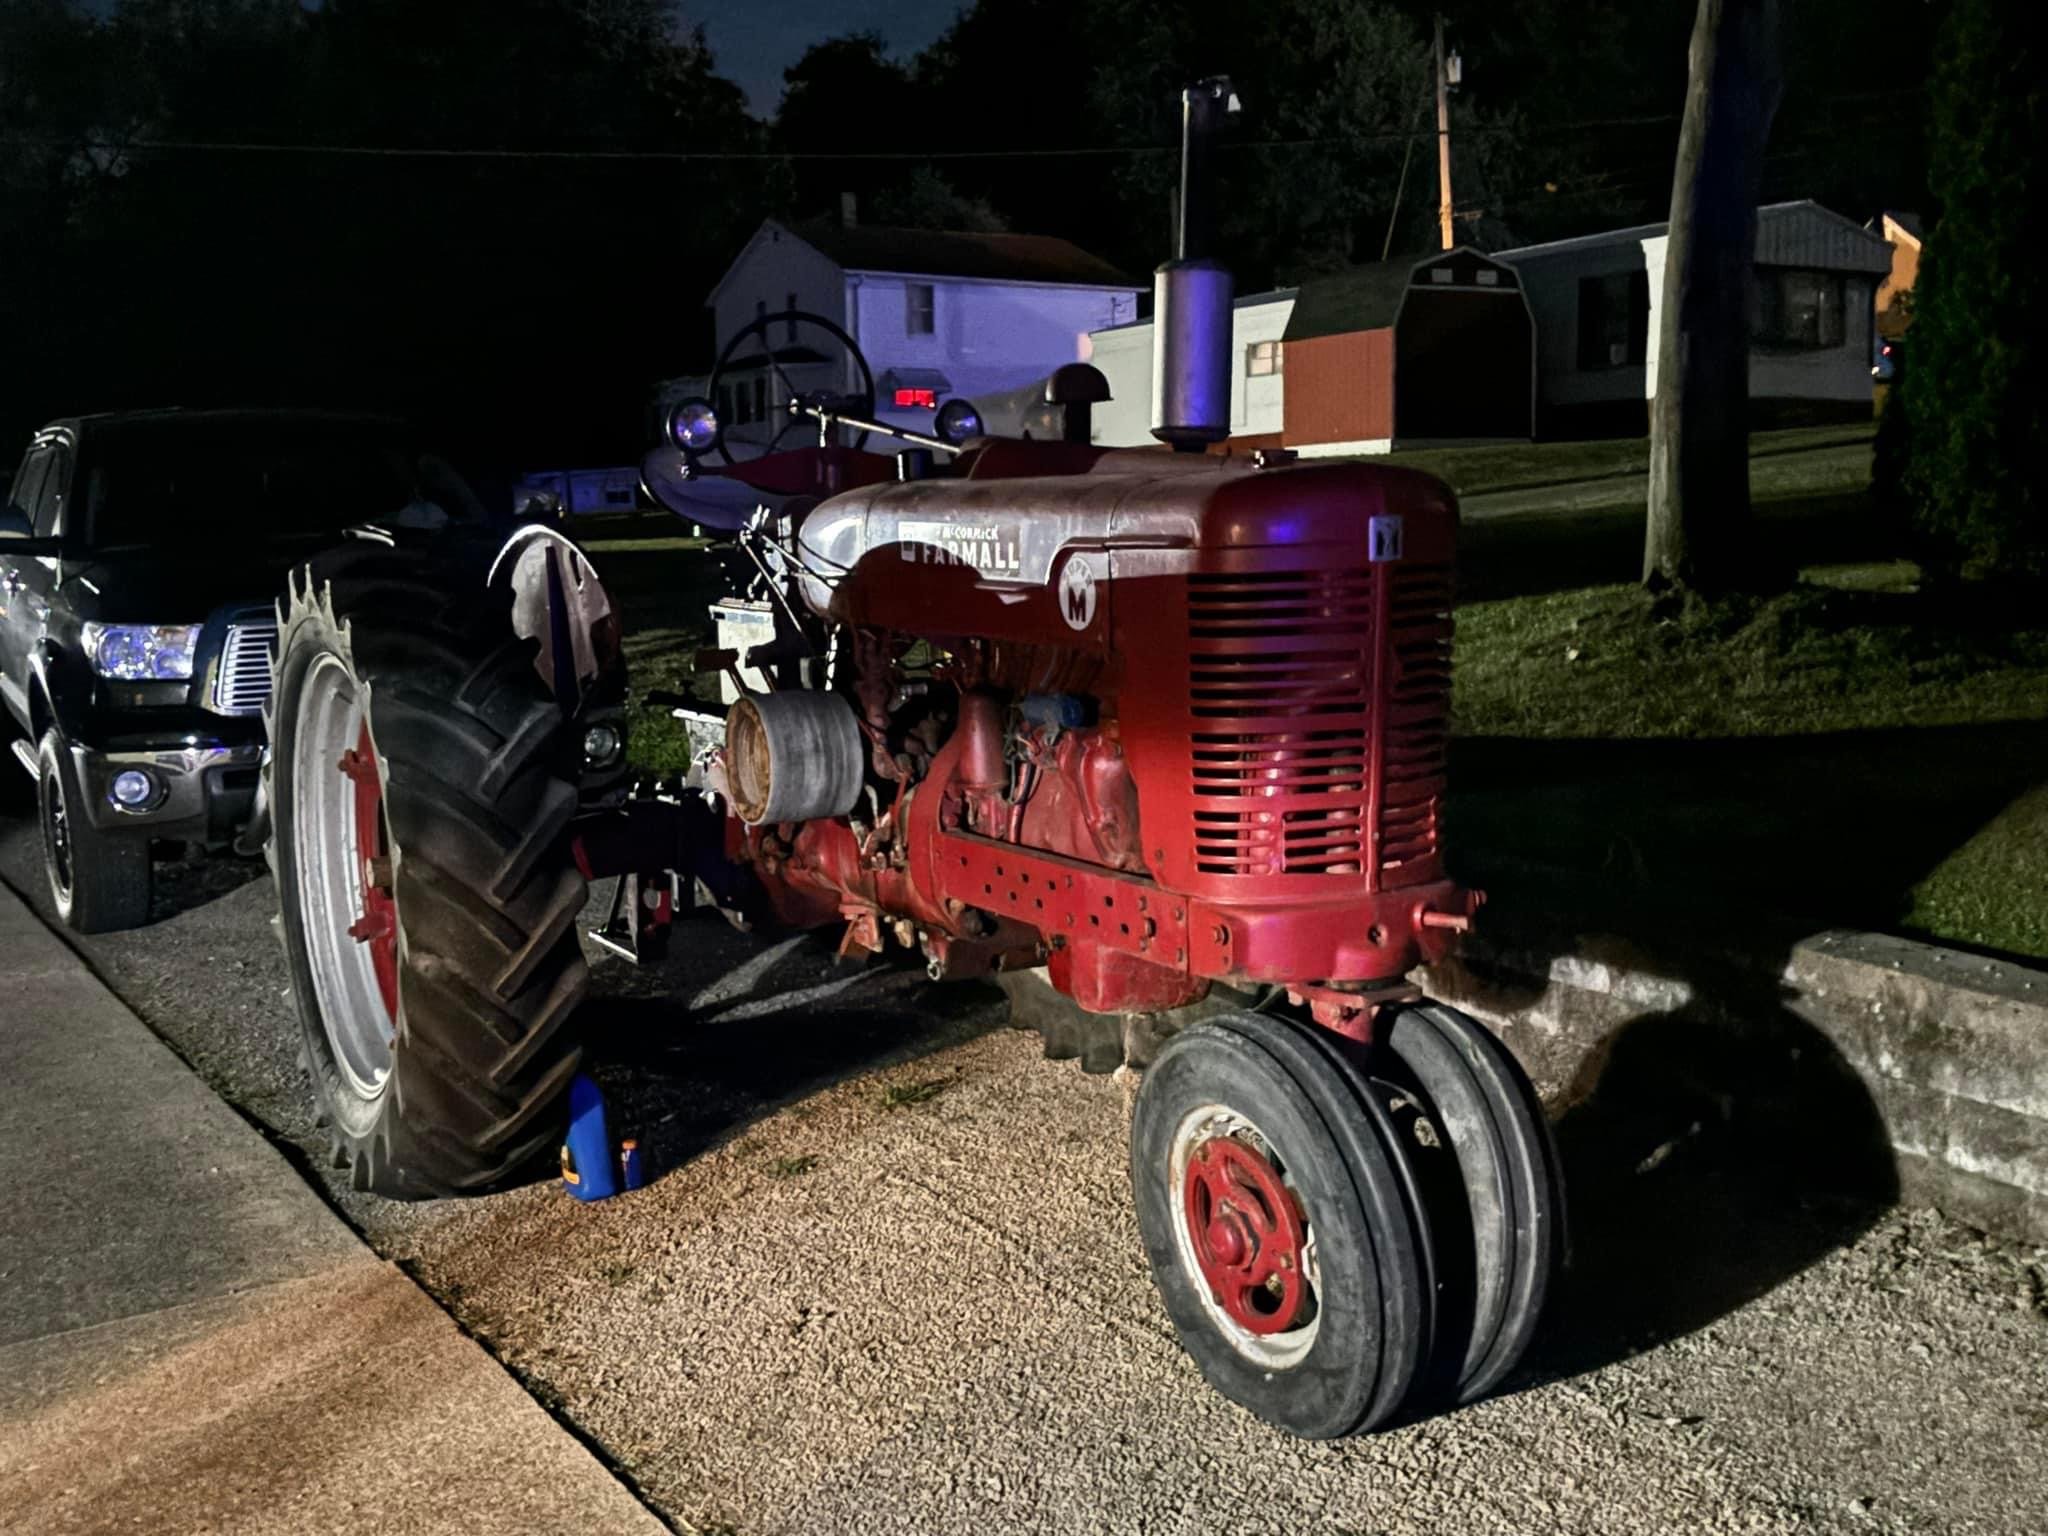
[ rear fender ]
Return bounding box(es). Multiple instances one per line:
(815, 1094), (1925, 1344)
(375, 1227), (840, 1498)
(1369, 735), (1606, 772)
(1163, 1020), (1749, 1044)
(487, 524), (625, 717)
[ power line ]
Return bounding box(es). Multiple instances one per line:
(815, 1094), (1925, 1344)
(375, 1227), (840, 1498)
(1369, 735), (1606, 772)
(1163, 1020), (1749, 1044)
(0, 108), (1721, 165)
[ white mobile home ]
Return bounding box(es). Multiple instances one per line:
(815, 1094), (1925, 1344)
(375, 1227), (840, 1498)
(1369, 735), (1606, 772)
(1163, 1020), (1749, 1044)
(1498, 199), (1892, 433)
(1083, 289), (1298, 447)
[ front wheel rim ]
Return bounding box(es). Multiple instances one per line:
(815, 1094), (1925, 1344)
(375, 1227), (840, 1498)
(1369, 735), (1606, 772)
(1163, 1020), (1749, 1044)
(1168, 1104), (1323, 1369)
(42, 762), (75, 903)
(290, 653), (398, 1102)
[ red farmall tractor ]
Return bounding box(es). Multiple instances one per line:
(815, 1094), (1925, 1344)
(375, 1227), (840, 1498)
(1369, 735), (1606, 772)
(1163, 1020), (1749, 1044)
(261, 81), (1561, 1438)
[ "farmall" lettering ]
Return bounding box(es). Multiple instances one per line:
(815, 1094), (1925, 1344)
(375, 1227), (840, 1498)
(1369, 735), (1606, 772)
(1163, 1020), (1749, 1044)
(898, 520), (1022, 578)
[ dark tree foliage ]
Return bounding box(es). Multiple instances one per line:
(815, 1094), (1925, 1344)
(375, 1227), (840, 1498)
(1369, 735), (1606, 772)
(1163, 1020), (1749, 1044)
(0, 0), (759, 474)
(0, 0), (1948, 484)
(772, 32), (917, 216)
(1892, 0), (2045, 589)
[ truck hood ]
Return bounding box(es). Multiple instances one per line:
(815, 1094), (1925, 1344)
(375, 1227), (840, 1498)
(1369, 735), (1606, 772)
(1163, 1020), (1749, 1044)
(59, 535), (340, 624)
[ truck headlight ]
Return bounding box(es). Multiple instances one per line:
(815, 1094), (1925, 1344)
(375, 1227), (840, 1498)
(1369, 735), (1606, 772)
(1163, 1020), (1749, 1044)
(82, 622), (202, 681)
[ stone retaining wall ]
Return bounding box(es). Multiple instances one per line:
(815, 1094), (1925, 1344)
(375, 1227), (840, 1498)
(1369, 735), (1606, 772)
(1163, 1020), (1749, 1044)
(1423, 922), (2048, 1244)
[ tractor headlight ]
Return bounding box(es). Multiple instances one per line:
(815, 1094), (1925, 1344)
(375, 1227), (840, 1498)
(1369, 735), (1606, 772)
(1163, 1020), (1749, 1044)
(935, 397), (984, 445)
(667, 396), (720, 455)
(82, 622), (202, 681)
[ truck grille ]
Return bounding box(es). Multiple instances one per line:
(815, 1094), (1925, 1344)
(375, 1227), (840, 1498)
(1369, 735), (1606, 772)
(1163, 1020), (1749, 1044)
(209, 620), (277, 717)
(1187, 569), (1372, 877)
(1378, 563), (1453, 881)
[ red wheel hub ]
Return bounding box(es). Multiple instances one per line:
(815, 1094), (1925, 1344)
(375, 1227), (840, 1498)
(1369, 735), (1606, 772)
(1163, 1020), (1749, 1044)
(1183, 1135), (1310, 1334)
(338, 722), (399, 1022)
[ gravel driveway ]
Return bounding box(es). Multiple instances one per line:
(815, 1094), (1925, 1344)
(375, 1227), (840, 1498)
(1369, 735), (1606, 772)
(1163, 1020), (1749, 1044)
(2, 811), (2043, 1536)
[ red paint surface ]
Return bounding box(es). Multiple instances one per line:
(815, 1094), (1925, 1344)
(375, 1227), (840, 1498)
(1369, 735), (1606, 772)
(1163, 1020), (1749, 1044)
(734, 447), (1472, 1017)
(1184, 1136), (1311, 1334)
(1282, 329), (1395, 447)
(339, 723), (399, 1023)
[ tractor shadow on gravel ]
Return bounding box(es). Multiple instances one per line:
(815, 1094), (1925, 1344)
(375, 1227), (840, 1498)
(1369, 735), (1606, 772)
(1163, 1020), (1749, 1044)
(1475, 925), (1901, 1396)
(1439, 721), (2040, 1390)
(568, 919), (1005, 1180)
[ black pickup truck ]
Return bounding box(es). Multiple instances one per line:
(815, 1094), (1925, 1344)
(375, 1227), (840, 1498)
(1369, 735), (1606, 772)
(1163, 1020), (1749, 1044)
(1, 409), (486, 931)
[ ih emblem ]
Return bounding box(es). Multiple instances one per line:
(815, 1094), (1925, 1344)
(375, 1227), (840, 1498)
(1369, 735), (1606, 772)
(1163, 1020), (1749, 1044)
(1368, 514), (1405, 563)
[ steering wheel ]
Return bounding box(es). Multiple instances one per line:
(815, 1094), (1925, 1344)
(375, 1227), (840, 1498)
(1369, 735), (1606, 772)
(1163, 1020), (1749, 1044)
(704, 309), (876, 463)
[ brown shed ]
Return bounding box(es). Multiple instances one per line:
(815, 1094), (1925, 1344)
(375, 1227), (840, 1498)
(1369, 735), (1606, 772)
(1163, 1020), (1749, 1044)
(1281, 249), (1536, 453)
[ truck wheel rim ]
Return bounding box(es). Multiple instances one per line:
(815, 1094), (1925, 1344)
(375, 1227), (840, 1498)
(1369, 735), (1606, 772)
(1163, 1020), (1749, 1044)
(41, 767), (74, 902)
(1168, 1105), (1321, 1367)
(292, 654), (397, 1101)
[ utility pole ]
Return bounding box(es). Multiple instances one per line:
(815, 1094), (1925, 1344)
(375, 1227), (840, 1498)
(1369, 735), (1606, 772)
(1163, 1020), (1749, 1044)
(1434, 14), (1454, 251)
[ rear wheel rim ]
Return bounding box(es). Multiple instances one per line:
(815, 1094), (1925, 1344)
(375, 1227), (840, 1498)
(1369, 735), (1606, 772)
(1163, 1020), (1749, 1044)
(291, 653), (397, 1101)
(1168, 1104), (1322, 1369)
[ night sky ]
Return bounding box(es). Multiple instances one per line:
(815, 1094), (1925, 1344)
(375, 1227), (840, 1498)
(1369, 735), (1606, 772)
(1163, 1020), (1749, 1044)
(81, 1), (963, 121)
(694, 0), (964, 116)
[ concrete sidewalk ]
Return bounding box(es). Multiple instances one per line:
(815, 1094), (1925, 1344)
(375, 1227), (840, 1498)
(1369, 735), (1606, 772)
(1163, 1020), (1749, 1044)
(0, 886), (666, 1535)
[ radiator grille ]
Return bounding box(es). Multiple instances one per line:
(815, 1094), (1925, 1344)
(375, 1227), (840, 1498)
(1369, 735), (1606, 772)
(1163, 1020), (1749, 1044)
(1378, 563), (1453, 879)
(209, 620), (277, 717)
(1188, 570), (1372, 876)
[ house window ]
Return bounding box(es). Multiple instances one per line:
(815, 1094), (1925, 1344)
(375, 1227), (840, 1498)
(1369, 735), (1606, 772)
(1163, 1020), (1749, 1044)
(753, 376), (768, 423)
(786, 292), (798, 342)
(1245, 340), (1282, 377)
(1576, 270), (1650, 370)
(906, 282), (935, 336)
(717, 385), (734, 425)
(1754, 268), (1844, 349)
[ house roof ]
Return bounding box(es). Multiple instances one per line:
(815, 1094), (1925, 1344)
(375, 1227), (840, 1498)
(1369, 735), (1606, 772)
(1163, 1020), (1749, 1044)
(1498, 199), (1892, 271)
(1090, 286), (1298, 337)
(791, 220), (1138, 288)
(1882, 210), (1923, 246)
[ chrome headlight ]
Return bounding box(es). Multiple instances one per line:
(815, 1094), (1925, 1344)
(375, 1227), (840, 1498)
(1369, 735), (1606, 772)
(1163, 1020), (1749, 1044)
(667, 396), (720, 455)
(82, 622), (202, 681)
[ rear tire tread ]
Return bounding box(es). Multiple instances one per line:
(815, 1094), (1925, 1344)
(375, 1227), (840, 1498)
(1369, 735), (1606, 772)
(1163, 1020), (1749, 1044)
(267, 552), (590, 1199)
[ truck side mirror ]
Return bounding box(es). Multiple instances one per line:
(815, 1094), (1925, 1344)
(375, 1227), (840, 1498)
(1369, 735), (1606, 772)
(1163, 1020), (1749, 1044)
(0, 506), (63, 551)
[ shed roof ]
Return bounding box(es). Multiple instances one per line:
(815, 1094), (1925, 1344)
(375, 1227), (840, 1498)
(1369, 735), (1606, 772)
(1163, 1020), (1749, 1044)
(1282, 248), (1520, 342)
(791, 220), (1137, 288)
(1282, 263), (1414, 341)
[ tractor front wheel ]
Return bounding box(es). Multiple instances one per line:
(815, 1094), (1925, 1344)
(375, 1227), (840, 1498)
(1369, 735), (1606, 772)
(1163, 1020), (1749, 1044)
(267, 553), (589, 1197)
(1130, 1014), (1433, 1437)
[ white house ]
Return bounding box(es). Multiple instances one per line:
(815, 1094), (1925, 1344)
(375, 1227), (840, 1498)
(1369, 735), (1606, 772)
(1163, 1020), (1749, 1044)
(706, 218), (1142, 447)
(1498, 199), (1893, 432)
(1083, 289), (1298, 447)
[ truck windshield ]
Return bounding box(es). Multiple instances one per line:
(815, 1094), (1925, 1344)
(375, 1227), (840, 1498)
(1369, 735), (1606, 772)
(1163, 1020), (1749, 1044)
(82, 420), (479, 549)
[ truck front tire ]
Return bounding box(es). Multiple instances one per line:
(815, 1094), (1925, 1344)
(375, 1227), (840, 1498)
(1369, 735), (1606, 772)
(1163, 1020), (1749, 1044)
(37, 728), (151, 933)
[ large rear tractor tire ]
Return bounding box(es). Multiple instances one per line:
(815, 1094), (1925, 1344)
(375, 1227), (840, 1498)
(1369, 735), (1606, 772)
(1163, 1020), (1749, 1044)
(267, 551), (589, 1198)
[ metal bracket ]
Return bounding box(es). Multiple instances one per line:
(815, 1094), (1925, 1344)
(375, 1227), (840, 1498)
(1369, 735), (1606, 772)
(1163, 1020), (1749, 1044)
(588, 871), (675, 965)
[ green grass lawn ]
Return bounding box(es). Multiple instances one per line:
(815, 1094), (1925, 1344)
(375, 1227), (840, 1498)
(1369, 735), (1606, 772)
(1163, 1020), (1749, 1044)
(1450, 566), (2048, 960)
(1386, 421), (1875, 501)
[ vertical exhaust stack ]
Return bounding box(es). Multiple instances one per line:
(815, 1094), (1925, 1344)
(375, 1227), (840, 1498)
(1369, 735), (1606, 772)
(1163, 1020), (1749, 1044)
(1151, 78), (1240, 451)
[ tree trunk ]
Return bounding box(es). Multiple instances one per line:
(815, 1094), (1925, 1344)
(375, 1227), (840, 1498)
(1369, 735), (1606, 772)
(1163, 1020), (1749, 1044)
(1643, 0), (1783, 591)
